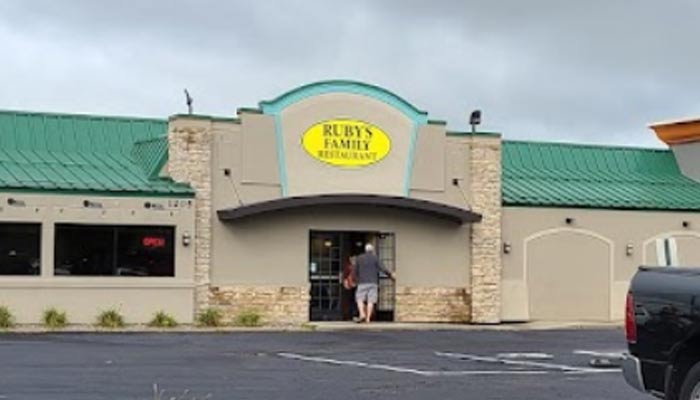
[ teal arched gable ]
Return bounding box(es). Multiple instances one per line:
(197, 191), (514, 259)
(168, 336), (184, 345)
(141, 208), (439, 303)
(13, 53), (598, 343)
(260, 80), (429, 124)
(259, 80), (429, 196)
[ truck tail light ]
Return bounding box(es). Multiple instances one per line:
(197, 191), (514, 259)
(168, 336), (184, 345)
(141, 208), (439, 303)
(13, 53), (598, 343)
(625, 292), (637, 344)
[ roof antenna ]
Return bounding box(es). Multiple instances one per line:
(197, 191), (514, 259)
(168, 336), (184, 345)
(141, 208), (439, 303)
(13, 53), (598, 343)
(184, 89), (193, 114)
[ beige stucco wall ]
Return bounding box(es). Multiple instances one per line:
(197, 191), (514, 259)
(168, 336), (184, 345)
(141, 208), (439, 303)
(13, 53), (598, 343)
(526, 230), (611, 321)
(279, 93), (413, 197)
(671, 142), (700, 183)
(502, 206), (700, 322)
(210, 205), (471, 287)
(409, 133), (473, 209)
(211, 113), (470, 212)
(168, 86), (505, 324)
(198, 98), (483, 323)
(212, 115), (282, 205)
(0, 192), (196, 324)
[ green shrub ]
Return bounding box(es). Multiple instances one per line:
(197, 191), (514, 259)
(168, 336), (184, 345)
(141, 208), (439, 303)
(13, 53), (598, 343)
(197, 308), (223, 327)
(234, 310), (262, 327)
(96, 309), (125, 328)
(0, 305), (14, 329)
(300, 322), (317, 331)
(149, 311), (178, 328)
(42, 308), (68, 328)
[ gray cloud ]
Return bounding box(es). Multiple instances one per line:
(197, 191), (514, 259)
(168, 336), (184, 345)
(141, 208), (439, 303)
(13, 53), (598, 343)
(1, 0), (698, 147)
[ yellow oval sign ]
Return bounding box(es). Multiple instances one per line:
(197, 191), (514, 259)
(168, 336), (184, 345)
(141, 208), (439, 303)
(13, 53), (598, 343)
(301, 119), (391, 167)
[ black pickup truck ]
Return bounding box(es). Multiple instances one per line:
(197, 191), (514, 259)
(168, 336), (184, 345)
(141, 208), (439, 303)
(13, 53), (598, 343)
(624, 267), (700, 400)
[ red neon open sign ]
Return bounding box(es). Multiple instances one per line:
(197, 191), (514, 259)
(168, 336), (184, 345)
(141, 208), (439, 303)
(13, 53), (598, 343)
(142, 236), (166, 248)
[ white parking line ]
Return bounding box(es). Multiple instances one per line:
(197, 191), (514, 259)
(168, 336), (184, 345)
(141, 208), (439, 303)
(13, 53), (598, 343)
(497, 352), (553, 360)
(573, 350), (625, 359)
(277, 353), (548, 377)
(435, 352), (620, 374)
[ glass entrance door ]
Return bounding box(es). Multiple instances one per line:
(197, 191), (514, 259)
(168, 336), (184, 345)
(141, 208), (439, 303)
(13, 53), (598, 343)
(375, 232), (396, 321)
(309, 232), (343, 321)
(309, 230), (396, 322)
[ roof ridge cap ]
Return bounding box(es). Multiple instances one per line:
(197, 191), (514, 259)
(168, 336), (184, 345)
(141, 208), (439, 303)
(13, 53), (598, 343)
(504, 139), (668, 152)
(0, 108), (167, 123)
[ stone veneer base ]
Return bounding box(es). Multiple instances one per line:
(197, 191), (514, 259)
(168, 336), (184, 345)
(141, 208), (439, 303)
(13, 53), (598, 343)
(395, 287), (471, 323)
(210, 285), (310, 325)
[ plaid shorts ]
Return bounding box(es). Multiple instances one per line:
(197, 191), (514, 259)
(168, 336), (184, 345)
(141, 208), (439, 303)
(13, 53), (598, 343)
(355, 283), (378, 304)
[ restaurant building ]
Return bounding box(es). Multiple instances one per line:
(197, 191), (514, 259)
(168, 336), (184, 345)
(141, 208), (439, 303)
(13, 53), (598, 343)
(1, 80), (700, 325)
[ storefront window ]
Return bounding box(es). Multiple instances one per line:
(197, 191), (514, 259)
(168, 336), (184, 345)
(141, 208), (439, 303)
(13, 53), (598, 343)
(0, 223), (41, 275)
(54, 225), (175, 277)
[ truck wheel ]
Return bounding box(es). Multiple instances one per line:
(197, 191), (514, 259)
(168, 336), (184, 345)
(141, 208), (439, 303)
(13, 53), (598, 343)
(679, 362), (700, 400)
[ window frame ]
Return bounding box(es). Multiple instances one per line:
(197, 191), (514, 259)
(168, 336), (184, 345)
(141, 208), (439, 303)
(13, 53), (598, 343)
(53, 223), (176, 278)
(0, 222), (42, 277)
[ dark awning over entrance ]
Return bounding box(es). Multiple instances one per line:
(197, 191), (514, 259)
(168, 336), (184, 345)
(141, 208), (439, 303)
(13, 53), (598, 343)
(217, 194), (482, 224)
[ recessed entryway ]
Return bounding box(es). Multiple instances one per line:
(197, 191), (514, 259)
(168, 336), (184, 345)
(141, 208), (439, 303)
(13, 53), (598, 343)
(308, 230), (395, 322)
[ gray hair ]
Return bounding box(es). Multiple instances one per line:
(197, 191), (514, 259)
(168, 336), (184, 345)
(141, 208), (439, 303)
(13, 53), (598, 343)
(365, 243), (374, 253)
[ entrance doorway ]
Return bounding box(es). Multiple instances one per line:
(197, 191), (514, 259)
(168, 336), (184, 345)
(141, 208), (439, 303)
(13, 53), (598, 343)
(308, 230), (395, 322)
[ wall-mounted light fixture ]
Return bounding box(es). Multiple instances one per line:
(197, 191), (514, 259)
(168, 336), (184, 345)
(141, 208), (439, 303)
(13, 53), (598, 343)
(451, 178), (472, 210)
(469, 109), (482, 133)
(223, 168), (231, 177)
(83, 199), (103, 208)
(683, 221), (691, 229)
(626, 243), (634, 257)
(7, 198), (26, 207)
(565, 217), (575, 225)
(503, 242), (512, 254)
(144, 201), (164, 210)
(182, 231), (192, 247)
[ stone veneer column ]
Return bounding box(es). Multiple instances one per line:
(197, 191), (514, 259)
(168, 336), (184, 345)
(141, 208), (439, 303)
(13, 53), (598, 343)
(469, 135), (503, 323)
(167, 117), (214, 317)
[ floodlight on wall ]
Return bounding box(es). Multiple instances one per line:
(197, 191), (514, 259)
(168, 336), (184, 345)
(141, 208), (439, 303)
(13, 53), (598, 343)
(683, 221), (691, 229)
(469, 110), (482, 133)
(83, 199), (103, 208)
(182, 231), (192, 247)
(626, 243), (634, 257)
(7, 198), (25, 207)
(565, 217), (575, 225)
(503, 242), (512, 254)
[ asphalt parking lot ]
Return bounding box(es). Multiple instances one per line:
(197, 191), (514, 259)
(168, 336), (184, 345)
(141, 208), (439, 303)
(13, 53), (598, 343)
(0, 328), (648, 400)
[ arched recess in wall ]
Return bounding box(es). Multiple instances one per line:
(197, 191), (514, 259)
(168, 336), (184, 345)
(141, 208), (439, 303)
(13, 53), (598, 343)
(523, 228), (614, 321)
(642, 231), (700, 266)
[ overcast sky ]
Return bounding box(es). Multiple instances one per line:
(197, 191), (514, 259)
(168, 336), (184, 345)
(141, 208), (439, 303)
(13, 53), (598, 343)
(1, 1), (699, 147)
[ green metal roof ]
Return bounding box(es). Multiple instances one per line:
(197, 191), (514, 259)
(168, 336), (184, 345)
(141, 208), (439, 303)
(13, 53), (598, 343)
(5, 109), (700, 208)
(0, 110), (192, 197)
(502, 140), (700, 211)
(132, 136), (169, 180)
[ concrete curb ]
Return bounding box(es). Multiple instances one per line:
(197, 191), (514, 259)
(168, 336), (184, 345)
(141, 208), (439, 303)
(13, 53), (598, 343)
(307, 321), (623, 332)
(0, 324), (313, 334)
(0, 321), (622, 334)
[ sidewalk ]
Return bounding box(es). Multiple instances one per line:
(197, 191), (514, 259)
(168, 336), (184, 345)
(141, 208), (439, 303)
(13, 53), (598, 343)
(0, 320), (622, 334)
(307, 321), (623, 332)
